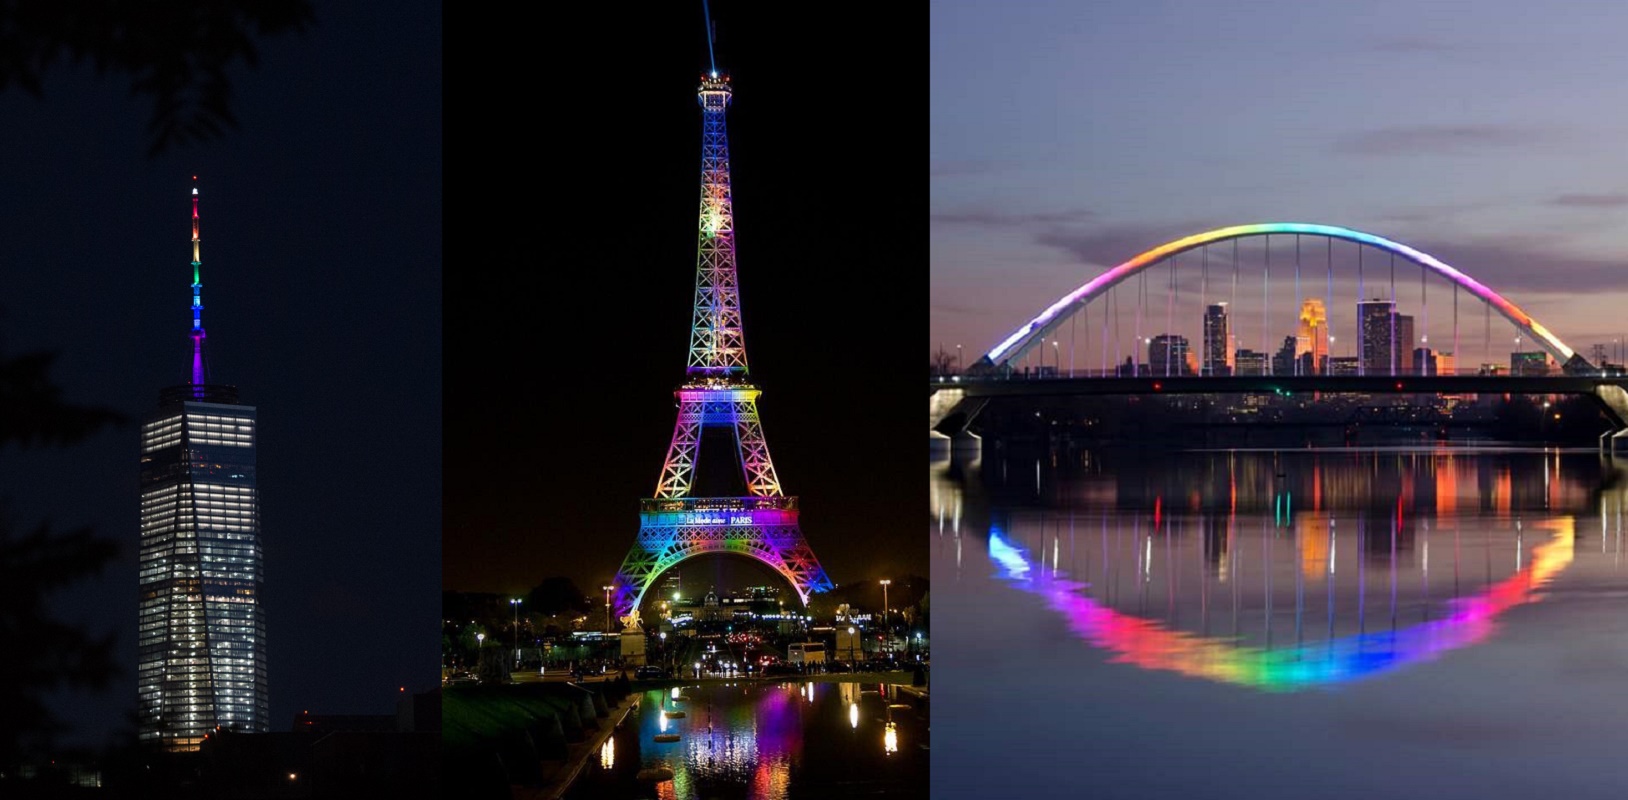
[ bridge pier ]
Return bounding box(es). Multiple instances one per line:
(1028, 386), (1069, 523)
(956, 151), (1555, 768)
(1593, 385), (1628, 456)
(930, 386), (987, 455)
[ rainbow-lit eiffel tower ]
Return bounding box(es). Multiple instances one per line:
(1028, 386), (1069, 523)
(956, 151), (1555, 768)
(611, 65), (832, 627)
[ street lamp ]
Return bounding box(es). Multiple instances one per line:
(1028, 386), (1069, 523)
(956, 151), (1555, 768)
(878, 579), (891, 655)
(847, 626), (856, 665)
(475, 632), (484, 671)
(956, 343), (963, 375)
(603, 585), (615, 632)
(510, 598), (523, 666)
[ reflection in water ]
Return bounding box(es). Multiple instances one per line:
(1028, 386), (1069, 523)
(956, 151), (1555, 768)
(935, 445), (1628, 798)
(570, 681), (926, 799)
(939, 448), (1628, 691)
(985, 519), (1573, 690)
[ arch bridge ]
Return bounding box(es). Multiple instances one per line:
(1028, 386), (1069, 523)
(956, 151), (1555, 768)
(932, 223), (1628, 451)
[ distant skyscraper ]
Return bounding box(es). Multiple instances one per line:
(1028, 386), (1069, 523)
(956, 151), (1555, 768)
(1271, 335), (1300, 377)
(1394, 314), (1415, 374)
(1202, 304), (1230, 376)
(138, 182), (266, 751)
(1358, 299), (1393, 376)
(1327, 356), (1360, 376)
(1296, 298), (1327, 374)
(1149, 334), (1193, 376)
(1234, 349), (1268, 376)
(1437, 351), (1456, 375)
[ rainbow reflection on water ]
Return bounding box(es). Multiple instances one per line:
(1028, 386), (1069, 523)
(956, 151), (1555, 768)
(592, 680), (924, 800)
(986, 517), (1573, 691)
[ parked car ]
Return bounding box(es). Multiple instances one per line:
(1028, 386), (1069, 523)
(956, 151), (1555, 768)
(634, 665), (667, 680)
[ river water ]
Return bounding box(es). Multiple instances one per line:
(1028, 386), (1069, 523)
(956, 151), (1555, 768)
(565, 681), (928, 799)
(932, 445), (1628, 799)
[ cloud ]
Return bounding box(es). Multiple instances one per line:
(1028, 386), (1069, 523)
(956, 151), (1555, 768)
(931, 208), (1098, 228)
(1031, 223), (1628, 297)
(930, 160), (996, 178)
(1551, 193), (1628, 208)
(1034, 222), (1226, 268)
(1369, 36), (1461, 55)
(1407, 236), (1619, 292)
(1369, 202), (1504, 226)
(1334, 125), (1545, 156)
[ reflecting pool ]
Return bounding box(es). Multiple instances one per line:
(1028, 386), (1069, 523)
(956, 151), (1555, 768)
(565, 681), (927, 799)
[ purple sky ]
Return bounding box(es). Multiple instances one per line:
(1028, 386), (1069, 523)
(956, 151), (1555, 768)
(932, 0), (1628, 367)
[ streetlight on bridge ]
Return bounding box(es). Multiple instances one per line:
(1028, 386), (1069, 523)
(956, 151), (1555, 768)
(603, 585), (615, 632)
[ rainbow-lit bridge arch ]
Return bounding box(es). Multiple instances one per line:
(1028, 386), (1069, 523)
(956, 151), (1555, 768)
(983, 223), (1576, 369)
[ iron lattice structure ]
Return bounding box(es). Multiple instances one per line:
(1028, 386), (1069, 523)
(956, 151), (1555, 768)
(613, 73), (832, 625)
(687, 75), (747, 376)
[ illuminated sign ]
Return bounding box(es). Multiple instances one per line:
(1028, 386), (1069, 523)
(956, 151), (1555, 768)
(691, 514), (757, 525)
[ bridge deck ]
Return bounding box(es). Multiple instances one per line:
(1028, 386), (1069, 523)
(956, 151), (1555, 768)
(938, 375), (1628, 398)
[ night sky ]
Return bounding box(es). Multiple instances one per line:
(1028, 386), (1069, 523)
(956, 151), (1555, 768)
(932, 0), (1628, 364)
(0, 3), (441, 747)
(444, 3), (924, 603)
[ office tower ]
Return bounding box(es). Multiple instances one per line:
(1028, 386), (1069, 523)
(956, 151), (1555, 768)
(1149, 334), (1193, 377)
(1272, 335), (1299, 377)
(1202, 303), (1231, 376)
(1234, 349), (1268, 376)
(137, 182), (267, 750)
(1296, 298), (1327, 374)
(1358, 299), (1396, 376)
(1394, 314), (1415, 374)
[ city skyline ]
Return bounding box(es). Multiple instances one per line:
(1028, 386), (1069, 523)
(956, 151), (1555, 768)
(993, 290), (1555, 379)
(932, 0), (1628, 367)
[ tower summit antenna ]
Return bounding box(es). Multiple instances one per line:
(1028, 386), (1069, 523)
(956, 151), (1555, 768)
(190, 177), (208, 389)
(702, 0), (717, 78)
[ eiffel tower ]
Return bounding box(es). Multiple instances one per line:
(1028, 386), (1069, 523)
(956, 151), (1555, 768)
(611, 67), (833, 627)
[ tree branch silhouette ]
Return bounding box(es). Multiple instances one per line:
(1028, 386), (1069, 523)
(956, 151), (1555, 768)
(0, 350), (123, 769)
(0, 0), (316, 155)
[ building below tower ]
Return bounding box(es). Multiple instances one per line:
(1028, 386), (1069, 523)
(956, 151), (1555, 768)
(138, 388), (267, 750)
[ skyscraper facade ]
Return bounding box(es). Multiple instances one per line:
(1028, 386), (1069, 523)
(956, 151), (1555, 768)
(138, 183), (267, 751)
(1393, 314), (1415, 374)
(1358, 299), (1396, 375)
(1149, 334), (1194, 376)
(1296, 298), (1327, 374)
(1202, 303), (1230, 376)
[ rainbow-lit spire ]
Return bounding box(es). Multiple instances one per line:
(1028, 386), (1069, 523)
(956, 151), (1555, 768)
(190, 177), (208, 388)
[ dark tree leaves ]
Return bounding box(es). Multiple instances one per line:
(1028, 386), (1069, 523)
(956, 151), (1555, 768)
(0, 0), (316, 155)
